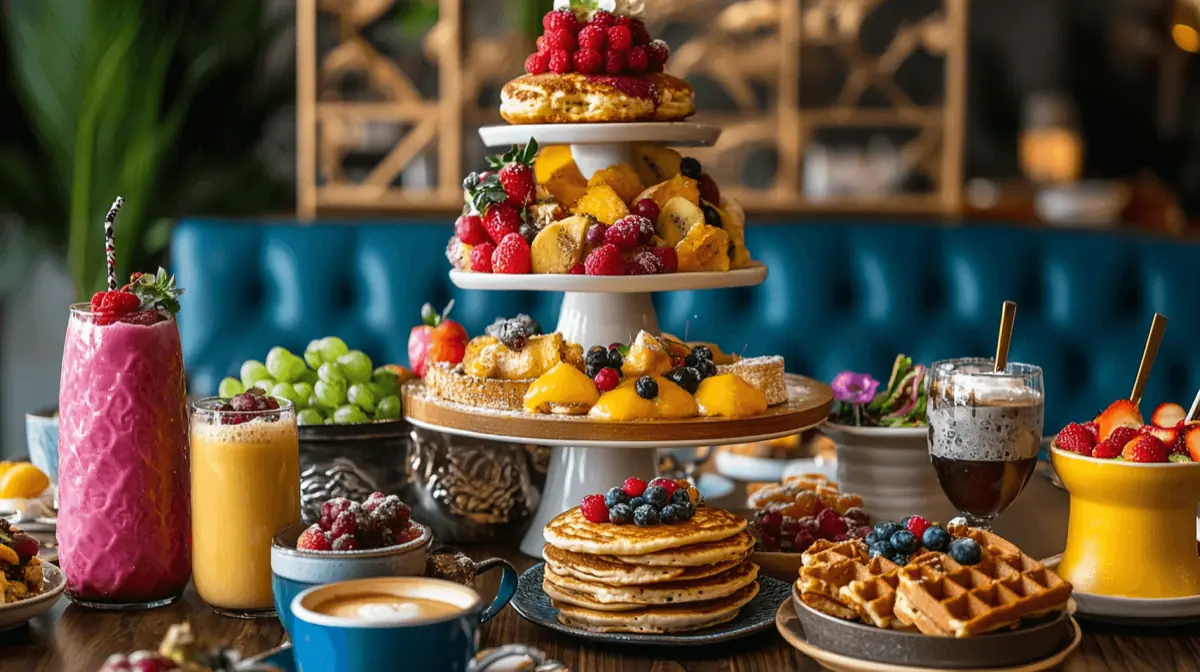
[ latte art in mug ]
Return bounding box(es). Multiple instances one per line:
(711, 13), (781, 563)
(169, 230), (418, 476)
(316, 594), (462, 622)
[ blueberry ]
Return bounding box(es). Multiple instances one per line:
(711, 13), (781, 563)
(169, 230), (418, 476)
(666, 367), (701, 394)
(633, 504), (660, 527)
(671, 489), (692, 506)
(607, 349), (624, 370)
(677, 501), (696, 520)
(680, 157), (702, 179)
(609, 503), (633, 524)
(660, 504), (684, 524)
(604, 487), (630, 509)
(867, 541), (892, 559)
(635, 376), (659, 400)
(642, 485), (668, 508)
(864, 531), (880, 546)
(873, 522), (902, 540)
(922, 525), (952, 553)
(949, 537), (982, 565)
(889, 530), (919, 554)
(628, 496), (647, 511)
(899, 515), (913, 529)
(892, 554), (909, 566)
(690, 345), (713, 361)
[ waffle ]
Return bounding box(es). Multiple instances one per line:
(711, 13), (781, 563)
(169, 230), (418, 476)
(423, 362), (530, 411)
(718, 356), (787, 406)
(500, 73), (695, 124)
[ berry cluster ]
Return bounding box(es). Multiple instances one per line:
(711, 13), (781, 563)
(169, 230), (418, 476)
(580, 477), (701, 526)
(580, 204), (679, 276)
(525, 9), (670, 77)
(295, 493), (419, 552)
(216, 387), (282, 426)
(1054, 400), (1200, 463)
(457, 141), (542, 275)
(0, 520), (39, 565)
(486, 314), (542, 352)
(585, 343), (626, 392)
(863, 516), (981, 566)
(661, 344), (715, 394)
(750, 504), (871, 553)
(89, 268), (184, 326)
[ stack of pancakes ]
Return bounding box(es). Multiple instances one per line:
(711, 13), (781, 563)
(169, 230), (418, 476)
(542, 506), (759, 634)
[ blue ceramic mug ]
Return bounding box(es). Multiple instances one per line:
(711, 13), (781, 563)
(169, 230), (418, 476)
(291, 577), (514, 672)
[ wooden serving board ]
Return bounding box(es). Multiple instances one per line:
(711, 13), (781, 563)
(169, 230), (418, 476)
(401, 374), (833, 447)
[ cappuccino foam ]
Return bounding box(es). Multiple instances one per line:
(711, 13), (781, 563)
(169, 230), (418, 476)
(928, 384), (1044, 462)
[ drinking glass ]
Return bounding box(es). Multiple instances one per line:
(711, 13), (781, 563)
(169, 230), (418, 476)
(926, 358), (1044, 529)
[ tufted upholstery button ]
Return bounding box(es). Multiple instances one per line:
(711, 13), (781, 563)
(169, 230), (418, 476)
(172, 219), (1200, 432)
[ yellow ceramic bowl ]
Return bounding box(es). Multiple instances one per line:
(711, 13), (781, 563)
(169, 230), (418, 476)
(1051, 447), (1200, 598)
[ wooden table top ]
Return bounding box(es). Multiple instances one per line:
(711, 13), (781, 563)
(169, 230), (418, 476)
(5, 471), (1200, 672)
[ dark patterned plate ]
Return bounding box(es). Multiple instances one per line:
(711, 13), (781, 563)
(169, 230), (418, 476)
(510, 563), (790, 646)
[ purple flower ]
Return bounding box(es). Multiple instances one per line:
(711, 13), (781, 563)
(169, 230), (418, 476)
(831, 371), (880, 405)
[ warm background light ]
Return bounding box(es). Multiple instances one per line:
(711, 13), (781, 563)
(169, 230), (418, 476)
(1172, 23), (1200, 52)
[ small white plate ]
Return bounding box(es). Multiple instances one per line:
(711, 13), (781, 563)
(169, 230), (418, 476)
(714, 450), (835, 483)
(478, 122), (721, 148)
(0, 563), (65, 632)
(448, 263), (767, 294)
(1043, 555), (1200, 624)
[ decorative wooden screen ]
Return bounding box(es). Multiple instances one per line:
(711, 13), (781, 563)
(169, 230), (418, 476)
(296, 0), (968, 218)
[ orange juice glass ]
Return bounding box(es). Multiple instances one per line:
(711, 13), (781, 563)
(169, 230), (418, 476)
(190, 397), (300, 617)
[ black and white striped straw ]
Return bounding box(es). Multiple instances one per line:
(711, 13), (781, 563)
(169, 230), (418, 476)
(104, 197), (123, 291)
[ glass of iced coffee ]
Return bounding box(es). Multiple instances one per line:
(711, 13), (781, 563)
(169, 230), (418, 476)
(926, 358), (1044, 529)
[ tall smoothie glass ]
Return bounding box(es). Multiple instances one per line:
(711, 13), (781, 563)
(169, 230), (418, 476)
(58, 304), (192, 609)
(926, 358), (1044, 530)
(191, 396), (300, 618)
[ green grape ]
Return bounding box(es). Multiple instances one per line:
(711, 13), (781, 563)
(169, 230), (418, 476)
(337, 350), (373, 384)
(317, 362), (346, 385)
(240, 360), (270, 389)
(372, 368), (399, 395)
(324, 417), (335, 425)
(375, 395), (402, 420)
(348, 383), (377, 413)
(314, 379), (347, 409)
(218, 377), (245, 399)
(252, 379), (276, 393)
(296, 369), (319, 385)
(303, 339), (324, 370)
(293, 382), (315, 406)
(297, 409), (325, 426)
(333, 404), (369, 424)
(307, 395), (321, 409)
(318, 336), (349, 364)
(367, 382), (388, 400)
(287, 355), (310, 383)
(271, 382), (303, 407)
(266, 347), (299, 382)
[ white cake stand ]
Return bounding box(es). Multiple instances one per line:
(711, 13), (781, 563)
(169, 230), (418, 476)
(411, 124), (827, 557)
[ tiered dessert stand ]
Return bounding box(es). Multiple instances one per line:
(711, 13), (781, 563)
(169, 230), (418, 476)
(404, 122), (834, 556)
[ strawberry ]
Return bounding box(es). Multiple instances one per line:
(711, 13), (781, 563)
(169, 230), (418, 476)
(1106, 426), (1141, 450)
(483, 205), (522, 243)
(90, 290), (140, 316)
(492, 233), (532, 274)
(455, 214), (489, 245)
(1055, 422), (1095, 456)
(1082, 421), (1099, 440)
(470, 241), (496, 272)
(498, 163), (536, 208)
(1095, 399), (1143, 441)
(1151, 402), (1187, 428)
(1143, 424), (1180, 451)
(1092, 439), (1123, 459)
(1185, 425), (1200, 462)
(1121, 434), (1168, 463)
(407, 300), (465, 378)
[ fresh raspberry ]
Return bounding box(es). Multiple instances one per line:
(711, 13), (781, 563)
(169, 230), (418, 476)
(627, 19), (652, 45)
(697, 173), (721, 204)
(580, 494), (609, 523)
(499, 163), (536, 207)
(549, 49), (572, 74)
(543, 8), (579, 33)
(90, 290), (140, 317)
(648, 477), (680, 497)
(584, 243), (626, 275)
(605, 216), (641, 251)
(589, 10), (617, 28)
(492, 232), (532, 274)
(578, 24), (606, 50)
(623, 477), (647, 497)
(525, 51), (550, 75)
(792, 529), (816, 553)
(296, 524), (332, 551)
(1093, 439), (1123, 459)
(1055, 422), (1096, 456)
(593, 367), (619, 392)
(332, 535), (359, 552)
(607, 25), (633, 51)
(1082, 421), (1099, 440)
(816, 507), (848, 539)
(572, 48), (603, 75)
(626, 46), (649, 73)
(469, 242), (495, 272)
(1106, 425), (1140, 449)
(646, 40), (670, 71)
(651, 246), (678, 273)
(546, 28), (576, 51)
(536, 36), (549, 53)
(633, 199), (661, 222)
(627, 250), (662, 275)
(331, 510), (358, 538)
(454, 214), (489, 245)
(568, 263), (585, 275)
(363, 492), (387, 511)
(604, 50), (626, 75)
(483, 204), (521, 243)
(904, 515), (930, 538)
(585, 222), (606, 246)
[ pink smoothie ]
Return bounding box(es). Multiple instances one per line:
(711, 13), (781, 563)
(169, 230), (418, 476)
(58, 308), (191, 605)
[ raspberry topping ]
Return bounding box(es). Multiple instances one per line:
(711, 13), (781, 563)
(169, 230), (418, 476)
(603, 50), (626, 75)
(648, 477), (680, 497)
(627, 249), (663, 275)
(626, 46), (649, 73)
(549, 49), (572, 74)
(584, 243), (626, 275)
(698, 173), (721, 205)
(590, 11), (617, 28)
(593, 367), (620, 392)
(573, 48), (604, 75)
(296, 524), (332, 551)
(568, 263), (585, 275)
(580, 494), (609, 523)
(605, 216), (641, 251)
(607, 25), (633, 52)
(646, 40), (670, 71)
(578, 24), (606, 51)
(546, 28), (576, 52)
(525, 51), (550, 75)
(651, 247), (678, 273)
(904, 515), (931, 538)
(623, 477), (647, 497)
(543, 8), (579, 33)
(816, 507), (848, 539)
(470, 242), (496, 273)
(483, 204), (521, 243)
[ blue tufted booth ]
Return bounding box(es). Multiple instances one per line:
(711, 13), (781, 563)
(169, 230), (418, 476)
(172, 219), (1200, 433)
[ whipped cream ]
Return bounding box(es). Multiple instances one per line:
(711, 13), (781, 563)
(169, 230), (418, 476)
(353, 602), (424, 621)
(947, 373), (1041, 406)
(555, 0), (645, 21)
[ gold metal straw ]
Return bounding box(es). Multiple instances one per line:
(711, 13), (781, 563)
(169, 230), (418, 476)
(993, 301), (1017, 373)
(1185, 388), (1200, 424)
(1130, 313), (1168, 406)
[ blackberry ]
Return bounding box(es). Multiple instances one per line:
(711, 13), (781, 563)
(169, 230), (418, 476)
(586, 363), (604, 378)
(586, 346), (609, 368)
(485, 317), (530, 352)
(633, 505), (660, 527)
(702, 204), (722, 228)
(693, 359), (716, 379)
(642, 484), (668, 508)
(608, 503), (633, 525)
(670, 489), (691, 506)
(690, 345), (713, 361)
(680, 157), (702, 180)
(607, 348), (624, 370)
(635, 375), (658, 399)
(462, 172), (481, 190)
(604, 486), (630, 509)
(666, 367), (701, 394)
(659, 504), (684, 525)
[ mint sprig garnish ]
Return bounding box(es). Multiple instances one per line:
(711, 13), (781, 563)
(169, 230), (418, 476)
(467, 173), (509, 214)
(126, 267), (184, 316)
(485, 138), (539, 170)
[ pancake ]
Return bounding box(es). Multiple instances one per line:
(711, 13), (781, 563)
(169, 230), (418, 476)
(554, 582), (760, 634)
(542, 577), (643, 611)
(500, 73), (695, 124)
(543, 544), (742, 585)
(544, 506), (746, 556)
(542, 561), (759, 606)
(607, 531), (756, 567)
